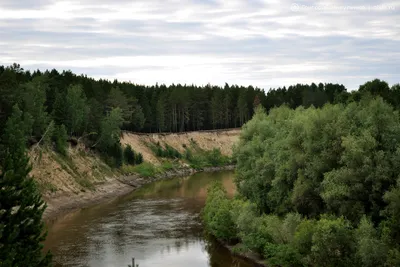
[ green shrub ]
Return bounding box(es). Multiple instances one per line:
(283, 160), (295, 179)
(105, 142), (124, 167)
(310, 216), (356, 267)
(151, 142), (181, 159)
(386, 248), (400, 266)
(156, 146), (164, 157)
(160, 161), (176, 171)
(264, 243), (303, 267)
(355, 216), (387, 267)
(184, 148), (193, 161)
(281, 213), (302, 243)
(135, 152), (143, 164)
(293, 219), (316, 258)
(203, 182), (237, 242)
(130, 162), (158, 177)
(184, 147), (230, 169)
(165, 144), (181, 158)
(233, 200), (272, 253)
(205, 148), (229, 167)
(123, 144), (135, 165)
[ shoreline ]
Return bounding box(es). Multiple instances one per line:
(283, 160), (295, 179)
(43, 165), (235, 222)
(208, 237), (266, 267)
(223, 241), (266, 267)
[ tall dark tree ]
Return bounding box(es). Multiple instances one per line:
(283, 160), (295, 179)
(0, 105), (51, 266)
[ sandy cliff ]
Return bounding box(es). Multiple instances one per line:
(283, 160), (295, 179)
(30, 129), (240, 219)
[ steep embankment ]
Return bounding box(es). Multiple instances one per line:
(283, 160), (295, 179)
(120, 128), (240, 164)
(30, 129), (240, 220)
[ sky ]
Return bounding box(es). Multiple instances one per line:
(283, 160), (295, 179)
(1, 0), (399, 90)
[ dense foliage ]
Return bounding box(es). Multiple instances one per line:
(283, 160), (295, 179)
(1, 63), (398, 164)
(1, 63), (378, 138)
(0, 106), (51, 266)
(204, 97), (400, 266)
(1, 63), (399, 265)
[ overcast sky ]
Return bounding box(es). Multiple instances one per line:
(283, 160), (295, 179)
(1, 0), (399, 90)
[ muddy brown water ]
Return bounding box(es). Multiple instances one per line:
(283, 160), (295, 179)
(44, 171), (253, 267)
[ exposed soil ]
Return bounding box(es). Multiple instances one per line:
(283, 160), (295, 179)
(30, 129), (240, 221)
(120, 128), (240, 164)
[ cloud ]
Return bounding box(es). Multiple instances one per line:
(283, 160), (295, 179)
(0, 0), (399, 90)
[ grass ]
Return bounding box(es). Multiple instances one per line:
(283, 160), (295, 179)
(122, 162), (160, 177)
(121, 160), (180, 177)
(76, 178), (94, 191)
(38, 181), (57, 193)
(160, 161), (179, 171)
(183, 146), (232, 169)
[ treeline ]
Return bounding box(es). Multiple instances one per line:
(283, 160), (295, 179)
(0, 63), (268, 135)
(0, 63), (398, 166)
(4, 64), (397, 137)
(204, 98), (400, 266)
(2, 64), (399, 141)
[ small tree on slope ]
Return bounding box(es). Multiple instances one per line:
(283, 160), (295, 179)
(0, 105), (52, 266)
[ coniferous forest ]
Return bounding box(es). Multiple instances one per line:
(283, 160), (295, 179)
(1, 63), (400, 266)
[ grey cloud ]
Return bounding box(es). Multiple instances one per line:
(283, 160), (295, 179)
(0, 0), (399, 90)
(0, 0), (53, 9)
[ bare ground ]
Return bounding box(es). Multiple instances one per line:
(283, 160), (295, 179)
(120, 128), (240, 164)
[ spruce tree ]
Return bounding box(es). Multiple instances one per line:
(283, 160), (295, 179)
(123, 145), (136, 165)
(0, 105), (52, 266)
(54, 124), (68, 156)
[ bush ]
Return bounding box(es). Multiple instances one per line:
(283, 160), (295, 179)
(184, 148), (193, 161)
(281, 213), (302, 243)
(264, 243), (303, 267)
(135, 152), (143, 164)
(160, 161), (176, 171)
(205, 148), (229, 167)
(203, 182), (237, 242)
(310, 216), (356, 267)
(293, 219), (316, 258)
(231, 199), (271, 253)
(123, 144), (135, 165)
(165, 144), (181, 158)
(184, 147), (230, 169)
(386, 248), (400, 266)
(129, 162), (158, 177)
(152, 142), (181, 159)
(108, 142), (123, 167)
(355, 216), (387, 267)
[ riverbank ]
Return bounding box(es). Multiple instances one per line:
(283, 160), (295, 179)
(217, 239), (266, 267)
(43, 165), (235, 221)
(34, 129), (240, 221)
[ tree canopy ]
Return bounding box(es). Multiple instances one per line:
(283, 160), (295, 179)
(204, 97), (400, 266)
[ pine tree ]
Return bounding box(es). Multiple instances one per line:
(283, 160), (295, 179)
(0, 105), (52, 266)
(135, 153), (144, 164)
(54, 124), (68, 156)
(156, 97), (166, 132)
(123, 145), (136, 165)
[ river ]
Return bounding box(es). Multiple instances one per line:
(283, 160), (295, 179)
(44, 170), (253, 267)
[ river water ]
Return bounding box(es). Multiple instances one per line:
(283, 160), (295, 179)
(44, 171), (253, 267)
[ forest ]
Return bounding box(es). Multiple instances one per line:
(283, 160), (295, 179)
(204, 96), (400, 266)
(0, 62), (399, 266)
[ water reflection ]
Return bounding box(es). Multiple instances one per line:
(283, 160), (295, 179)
(44, 171), (252, 267)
